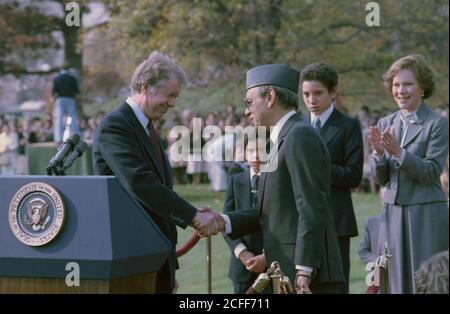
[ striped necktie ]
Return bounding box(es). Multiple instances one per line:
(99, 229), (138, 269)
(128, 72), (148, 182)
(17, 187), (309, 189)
(251, 174), (259, 208)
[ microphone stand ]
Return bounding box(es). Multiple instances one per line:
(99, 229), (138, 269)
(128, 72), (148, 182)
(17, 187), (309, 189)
(46, 164), (67, 176)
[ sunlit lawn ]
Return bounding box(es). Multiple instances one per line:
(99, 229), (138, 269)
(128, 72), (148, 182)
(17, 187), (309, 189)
(174, 184), (380, 294)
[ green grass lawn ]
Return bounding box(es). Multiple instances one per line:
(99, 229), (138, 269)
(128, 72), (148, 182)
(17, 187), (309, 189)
(174, 184), (380, 294)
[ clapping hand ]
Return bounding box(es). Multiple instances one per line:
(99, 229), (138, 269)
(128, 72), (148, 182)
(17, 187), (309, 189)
(368, 126), (384, 155)
(380, 127), (401, 158)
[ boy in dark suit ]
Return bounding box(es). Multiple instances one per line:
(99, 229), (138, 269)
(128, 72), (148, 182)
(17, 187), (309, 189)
(301, 62), (364, 293)
(223, 136), (267, 293)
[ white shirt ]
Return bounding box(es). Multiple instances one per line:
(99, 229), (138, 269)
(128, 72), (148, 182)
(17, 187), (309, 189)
(270, 110), (297, 144)
(126, 96), (150, 136)
(310, 102), (335, 128)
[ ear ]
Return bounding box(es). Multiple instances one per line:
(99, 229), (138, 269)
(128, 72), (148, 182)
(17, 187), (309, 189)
(267, 88), (277, 109)
(140, 82), (149, 93)
(330, 87), (338, 100)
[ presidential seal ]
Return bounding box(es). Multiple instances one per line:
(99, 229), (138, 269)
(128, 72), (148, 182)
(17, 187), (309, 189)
(8, 182), (65, 246)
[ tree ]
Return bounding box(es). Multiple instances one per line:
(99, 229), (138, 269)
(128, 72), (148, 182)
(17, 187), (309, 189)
(96, 0), (447, 112)
(0, 0), (90, 76)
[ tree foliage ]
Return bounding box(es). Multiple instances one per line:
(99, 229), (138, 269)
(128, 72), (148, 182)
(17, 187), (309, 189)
(94, 0), (448, 111)
(0, 0), (90, 75)
(1, 0), (448, 113)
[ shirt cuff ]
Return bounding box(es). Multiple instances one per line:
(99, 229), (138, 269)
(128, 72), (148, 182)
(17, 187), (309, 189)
(234, 243), (248, 259)
(295, 265), (314, 275)
(221, 214), (232, 234)
(372, 152), (385, 163)
(393, 149), (406, 166)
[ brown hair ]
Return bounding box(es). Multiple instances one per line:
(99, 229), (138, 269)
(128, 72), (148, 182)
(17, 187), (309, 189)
(383, 54), (435, 99)
(300, 61), (338, 93)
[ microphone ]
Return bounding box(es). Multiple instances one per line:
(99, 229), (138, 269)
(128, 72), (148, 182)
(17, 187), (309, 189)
(59, 141), (88, 173)
(47, 134), (80, 173)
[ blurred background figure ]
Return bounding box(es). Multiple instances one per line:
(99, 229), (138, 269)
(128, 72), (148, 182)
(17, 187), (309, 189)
(0, 122), (19, 175)
(52, 68), (81, 143)
(223, 135), (268, 293)
(415, 250), (449, 294)
(358, 214), (381, 266)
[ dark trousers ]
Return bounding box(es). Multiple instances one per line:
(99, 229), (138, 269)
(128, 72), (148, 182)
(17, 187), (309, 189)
(338, 236), (350, 294)
(233, 281), (253, 294)
(155, 260), (172, 294)
(310, 282), (343, 294)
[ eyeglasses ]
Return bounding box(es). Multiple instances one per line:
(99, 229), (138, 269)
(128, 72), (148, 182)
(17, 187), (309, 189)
(243, 97), (253, 109)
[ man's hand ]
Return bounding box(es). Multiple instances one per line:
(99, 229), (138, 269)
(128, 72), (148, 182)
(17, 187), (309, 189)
(238, 250), (255, 266)
(192, 206), (225, 237)
(246, 253), (266, 273)
(295, 271), (312, 294)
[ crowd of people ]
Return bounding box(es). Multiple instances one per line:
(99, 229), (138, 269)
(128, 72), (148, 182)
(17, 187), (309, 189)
(0, 112), (105, 175)
(3, 104), (447, 197)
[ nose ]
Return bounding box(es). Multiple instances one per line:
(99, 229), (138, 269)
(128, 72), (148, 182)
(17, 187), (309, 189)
(397, 84), (407, 94)
(245, 108), (251, 117)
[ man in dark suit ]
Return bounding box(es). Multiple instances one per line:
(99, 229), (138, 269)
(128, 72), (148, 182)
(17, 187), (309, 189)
(300, 62), (364, 293)
(223, 136), (267, 293)
(209, 64), (344, 293)
(93, 51), (219, 293)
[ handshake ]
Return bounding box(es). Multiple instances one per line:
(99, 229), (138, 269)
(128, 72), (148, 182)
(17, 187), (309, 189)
(191, 206), (226, 237)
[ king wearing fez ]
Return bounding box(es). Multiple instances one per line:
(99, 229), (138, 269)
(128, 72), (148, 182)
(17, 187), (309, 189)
(204, 64), (345, 294)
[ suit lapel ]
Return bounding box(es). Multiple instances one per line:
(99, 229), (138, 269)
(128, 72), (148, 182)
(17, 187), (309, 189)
(402, 103), (427, 148)
(258, 114), (300, 213)
(402, 123), (423, 148)
(159, 137), (171, 187)
(236, 171), (252, 206)
(119, 103), (166, 182)
(392, 113), (403, 146)
(303, 108), (342, 144)
(320, 109), (342, 144)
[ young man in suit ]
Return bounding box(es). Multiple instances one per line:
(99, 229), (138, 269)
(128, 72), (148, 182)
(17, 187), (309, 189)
(223, 136), (267, 293)
(93, 51), (220, 293)
(208, 64), (344, 294)
(301, 62), (364, 293)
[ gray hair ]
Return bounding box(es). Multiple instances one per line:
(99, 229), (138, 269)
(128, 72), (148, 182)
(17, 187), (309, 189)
(258, 85), (298, 110)
(130, 51), (187, 94)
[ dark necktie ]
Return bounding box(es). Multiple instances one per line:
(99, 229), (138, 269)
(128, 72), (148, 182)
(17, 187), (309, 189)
(313, 117), (321, 132)
(147, 120), (164, 172)
(251, 174), (259, 208)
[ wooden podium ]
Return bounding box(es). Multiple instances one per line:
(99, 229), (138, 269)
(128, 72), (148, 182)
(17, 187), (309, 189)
(0, 176), (171, 294)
